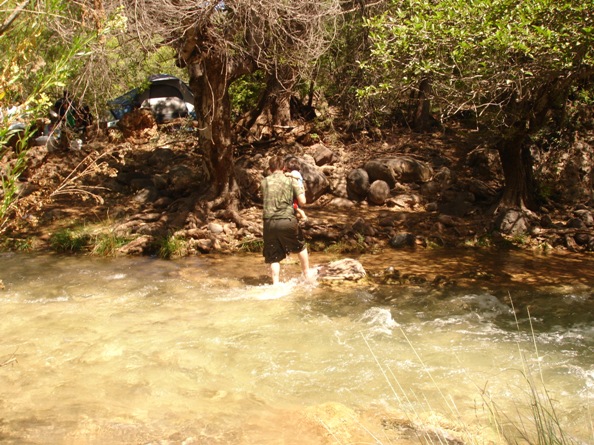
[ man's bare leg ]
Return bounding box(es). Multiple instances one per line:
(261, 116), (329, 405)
(298, 248), (316, 282)
(270, 262), (281, 285)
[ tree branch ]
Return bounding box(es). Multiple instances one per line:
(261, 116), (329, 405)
(0, 0), (30, 36)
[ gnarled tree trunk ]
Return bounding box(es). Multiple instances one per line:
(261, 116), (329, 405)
(189, 58), (235, 205)
(243, 64), (297, 140)
(178, 27), (256, 222)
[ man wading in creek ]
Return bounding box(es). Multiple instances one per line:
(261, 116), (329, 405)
(261, 155), (315, 285)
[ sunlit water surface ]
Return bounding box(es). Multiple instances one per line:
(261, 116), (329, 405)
(0, 251), (592, 444)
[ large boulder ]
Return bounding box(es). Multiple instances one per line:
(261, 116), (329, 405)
(346, 168), (370, 200)
(574, 208), (594, 227)
(389, 232), (416, 249)
(495, 209), (531, 236)
(234, 154), (267, 202)
(317, 258), (367, 282)
(367, 180), (390, 205)
(363, 159), (395, 187)
(312, 143), (336, 166)
(329, 167), (349, 198)
(284, 156), (330, 202)
(388, 156), (433, 182)
(364, 156), (433, 187)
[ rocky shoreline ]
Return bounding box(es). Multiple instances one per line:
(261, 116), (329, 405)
(4, 121), (594, 264)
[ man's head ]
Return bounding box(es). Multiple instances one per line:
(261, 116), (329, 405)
(285, 156), (301, 172)
(268, 155), (285, 173)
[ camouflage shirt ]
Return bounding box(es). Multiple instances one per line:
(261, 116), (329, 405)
(262, 171), (304, 220)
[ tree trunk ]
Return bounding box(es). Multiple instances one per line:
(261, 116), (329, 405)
(497, 127), (538, 211)
(496, 80), (574, 212)
(244, 65), (296, 139)
(409, 77), (434, 132)
(188, 58), (234, 203)
(179, 28), (256, 221)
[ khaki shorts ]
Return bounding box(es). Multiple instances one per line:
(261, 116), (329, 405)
(263, 218), (305, 263)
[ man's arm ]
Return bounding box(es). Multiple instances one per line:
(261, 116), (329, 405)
(296, 192), (307, 207)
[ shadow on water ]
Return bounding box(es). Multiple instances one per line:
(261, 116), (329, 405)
(357, 247), (594, 287)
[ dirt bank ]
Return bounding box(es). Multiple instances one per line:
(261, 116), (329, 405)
(2, 122), (593, 263)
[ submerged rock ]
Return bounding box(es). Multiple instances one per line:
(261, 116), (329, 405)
(317, 258), (366, 282)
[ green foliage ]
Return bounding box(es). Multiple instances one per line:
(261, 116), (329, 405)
(0, 125), (32, 220)
(1, 1), (98, 107)
(356, 0), (594, 124)
(50, 228), (91, 253)
(157, 234), (188, 259)
(229, 71), (265, 118)
(0, 236), (32, 252)
(0, 1), (101, 231)
(237, 237), (263, 253)
(92, 232), (131, 256)
(317, 4), (374, 123)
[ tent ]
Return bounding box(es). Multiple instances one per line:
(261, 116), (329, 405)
(108, 74), (195, 122)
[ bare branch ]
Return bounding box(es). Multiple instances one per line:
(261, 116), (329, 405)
(0, 0), (30, 36)
(117, 0), (343, 80)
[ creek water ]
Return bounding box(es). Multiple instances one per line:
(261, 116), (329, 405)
(0, 250), (592, 444)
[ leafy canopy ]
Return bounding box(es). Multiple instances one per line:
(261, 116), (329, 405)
(0, 0), (100, 226)
(358, 0), (594, 122)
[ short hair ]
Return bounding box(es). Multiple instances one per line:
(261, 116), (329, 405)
(268, 155), (285, 172)
(285, 157), (301, 172)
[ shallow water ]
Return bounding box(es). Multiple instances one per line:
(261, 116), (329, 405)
(0, 251), (592, 444)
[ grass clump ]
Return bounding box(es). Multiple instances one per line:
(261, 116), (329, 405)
(157, 234), (188, 259)
(92, 232), (131, 256)
(324, 235), (368, 254)
(464, 234), (495, 248)
(50, 228), (91, 253)
(237, 237), (263, 253)
(49, 221), (135, 256)
(0, 237), (32, 252)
